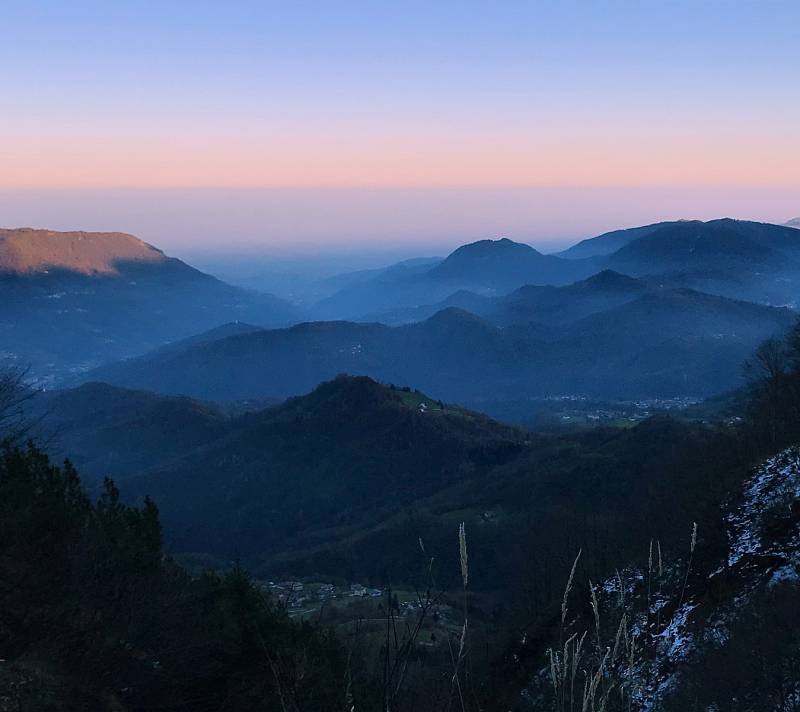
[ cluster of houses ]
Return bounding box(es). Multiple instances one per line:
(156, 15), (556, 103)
(264, 580), (308, 608)
(554, 395), (701, 425)
(349, 583), (383, 598)
(264, 580), (383, 609)
(398, 599), (449, 623)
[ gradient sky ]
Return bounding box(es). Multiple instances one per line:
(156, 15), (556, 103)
(1, 1), (799, 252)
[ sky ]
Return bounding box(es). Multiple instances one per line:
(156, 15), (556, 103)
(1, 1), (799, 255)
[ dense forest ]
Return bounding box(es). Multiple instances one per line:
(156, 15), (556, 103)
(0, 446), (348, 711)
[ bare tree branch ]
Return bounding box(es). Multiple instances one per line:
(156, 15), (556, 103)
(0, 366), (37, 446)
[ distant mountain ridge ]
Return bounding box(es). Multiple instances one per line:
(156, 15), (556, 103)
(87, 278), (795, 406)
(557, 221), (686, 259)
(0, 227), (297, 382)
(606, 219), (800, 272)
(559, 218), (800, 266)
(596, 219), (800, 304)
(312, 237), (596, 319)
(363, 269), (649, 326)
(7, 218), (800, 392)
(314, 219), (800, 322)
(0, 228), (167, 275)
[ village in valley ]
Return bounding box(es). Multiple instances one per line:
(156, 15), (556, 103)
(260, 578), (461, 650)
(263, 580), (383, 613)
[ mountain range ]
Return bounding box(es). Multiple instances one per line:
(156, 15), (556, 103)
(363, 269), (650, 325)
(313, 219), (800, 321)
(4, 218), (799, 405)
(7, 216), (800, 710)
(88, 279), (793, 408)
(312, 237), (596, 319)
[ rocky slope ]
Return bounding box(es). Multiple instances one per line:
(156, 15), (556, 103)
(520, 444), (800, 710)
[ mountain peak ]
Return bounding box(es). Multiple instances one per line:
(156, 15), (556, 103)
(279, 374), (394, 415)
(427, 237), (571, 288)
(422, 306), (494, 329)
(577, 269), (646, 291)
(261, 374), (507, 435)
(449, 237), (538, 258)
(0, 227), (167, 275)
(786, 217), (800, 229)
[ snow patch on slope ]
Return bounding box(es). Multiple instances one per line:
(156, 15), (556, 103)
(727, 446), (800, 569)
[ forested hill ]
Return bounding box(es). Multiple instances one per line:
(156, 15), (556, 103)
(112, 375), (529, 565)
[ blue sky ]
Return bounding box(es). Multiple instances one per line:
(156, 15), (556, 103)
(1, 1), (798, 250)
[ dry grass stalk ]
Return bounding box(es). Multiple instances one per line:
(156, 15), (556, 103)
(561, 549), (582, 637)
(657, 540), (663, 577)
(590, 582), (601, 650)
(678, 522), (698, 609)
(548, 630), (588, 712)
(449, 522), (470, 712)
(458, 522), (468, 590)
(611, 613), (626, 663)
(571, 631), (587, 708)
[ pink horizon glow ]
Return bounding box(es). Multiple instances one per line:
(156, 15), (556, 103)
(3, 130), (799, 190)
